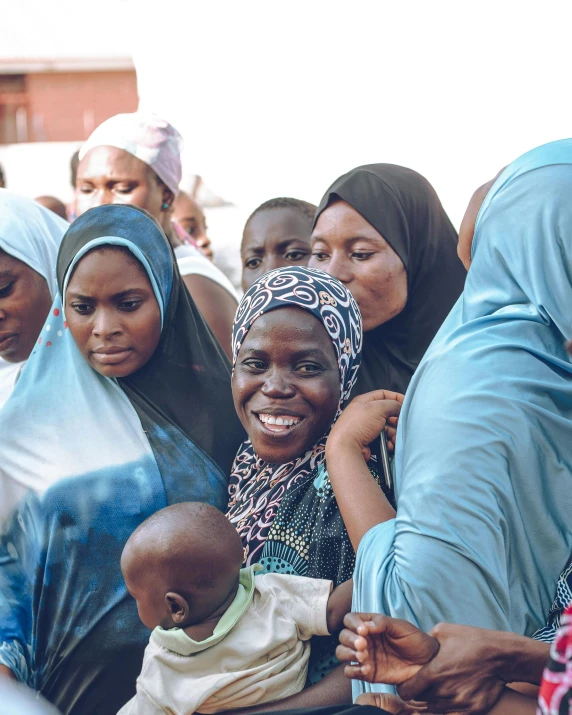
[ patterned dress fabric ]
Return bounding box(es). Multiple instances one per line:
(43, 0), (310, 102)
(535, 557), (572, 643)
(538, 606), (572, 714)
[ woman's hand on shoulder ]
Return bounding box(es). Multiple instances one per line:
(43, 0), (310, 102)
(327, 390), (404, 460)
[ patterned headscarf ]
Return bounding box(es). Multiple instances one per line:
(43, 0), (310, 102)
(227, 266), (362, 564)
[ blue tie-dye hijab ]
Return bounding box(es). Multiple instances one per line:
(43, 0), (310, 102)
(0, 204), (243, 713)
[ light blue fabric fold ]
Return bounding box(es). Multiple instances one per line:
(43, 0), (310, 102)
(353, 139), (572, 696)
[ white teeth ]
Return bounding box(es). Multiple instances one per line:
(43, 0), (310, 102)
(258, 413), (301, 427)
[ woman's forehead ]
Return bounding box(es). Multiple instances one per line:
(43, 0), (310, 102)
(77, 145), (152, 180)
(243, 307), (335, 355)
(0, 249), (31, 274)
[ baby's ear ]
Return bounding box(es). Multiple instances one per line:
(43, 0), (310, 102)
(165, 592), (189, 625)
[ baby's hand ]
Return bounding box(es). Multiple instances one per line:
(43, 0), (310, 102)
(337, 613), (439, 685)
(327, 391), (404, 460)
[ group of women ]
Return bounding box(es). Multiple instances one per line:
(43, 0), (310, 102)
(0, 111), (570, 715)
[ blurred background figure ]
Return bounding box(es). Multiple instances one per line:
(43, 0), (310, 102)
(240, 197), (315, 291)
(0, 163), (5, 188)
(69, 150), (80, 189)
(74, 111), (238, 357)
(173, 189), (213, 259)
(35, 195), (68, 221)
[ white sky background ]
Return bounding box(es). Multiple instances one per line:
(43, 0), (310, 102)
(131, 0), (572, 225)
(1, 0), (571, 256)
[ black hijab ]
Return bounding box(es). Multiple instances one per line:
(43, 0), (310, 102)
(314, 163), (466, 396)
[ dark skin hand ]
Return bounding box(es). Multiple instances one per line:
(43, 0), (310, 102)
(338, 613), (546, 714)
(355, 689), (537, 715)
(337, 613), (439, 685)
(398, 622), (548, 714)
(355, 692), (425, 714)
(326, 391), (403, 550)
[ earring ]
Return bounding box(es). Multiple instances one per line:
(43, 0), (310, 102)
(162, 202), (170, 210)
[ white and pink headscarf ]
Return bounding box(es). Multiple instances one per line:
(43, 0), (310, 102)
(79, 112), (183, 195)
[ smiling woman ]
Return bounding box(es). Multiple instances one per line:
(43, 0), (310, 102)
(0, 204), (244, 714)
(227, 267), (384, 694)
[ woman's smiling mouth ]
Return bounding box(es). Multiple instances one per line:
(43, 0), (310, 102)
(255, 412), (304, 433)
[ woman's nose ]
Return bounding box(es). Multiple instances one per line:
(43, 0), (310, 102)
(92, 310), (121, 338)
(261, 368), (296, 397)
(326, 254), (353, 285)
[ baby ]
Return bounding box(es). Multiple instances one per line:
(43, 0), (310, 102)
(118, 502), (353, 715)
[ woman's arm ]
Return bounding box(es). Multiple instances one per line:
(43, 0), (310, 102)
(326, 391), (403, 550)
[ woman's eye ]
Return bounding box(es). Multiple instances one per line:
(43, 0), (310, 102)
(78, 185), (94, 194)
(72, 303), (93, 315)
(352, 252), (375, 261)
(296, 363), (322, 374)
(114, 184), (135, 195)
(0, 282), (14, 298)
(285, 250), (309, 262)
(119, 300), (142, 311)
(311, 251), (329, 262)
(245, 258), (262, 270)
(243, 359), (266, 371)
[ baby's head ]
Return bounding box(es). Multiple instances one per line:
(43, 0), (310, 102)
(121, 502), (244, 631)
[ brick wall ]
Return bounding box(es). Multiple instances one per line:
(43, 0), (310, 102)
(24, 70), (138, 142)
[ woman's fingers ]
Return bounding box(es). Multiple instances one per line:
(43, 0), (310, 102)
(344, 664), (369, 680)
(343, 612), (377, 633)
(339, 627), (368, 651)
(336, 644), (367, 664)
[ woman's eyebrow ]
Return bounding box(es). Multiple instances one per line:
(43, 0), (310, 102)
(242, 246), (265, 256)
(240, 347), (268, 356)
(290, 347), (328, 359)
(66, 288), (146, 301)
(313, 235), (380, 245)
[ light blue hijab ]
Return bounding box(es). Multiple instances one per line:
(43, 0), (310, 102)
(353, 139), (572, 693)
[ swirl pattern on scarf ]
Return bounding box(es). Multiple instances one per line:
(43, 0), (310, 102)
(227, 266), (362, 565)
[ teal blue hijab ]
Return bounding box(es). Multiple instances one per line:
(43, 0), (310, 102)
(353, 139), (572, 693)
